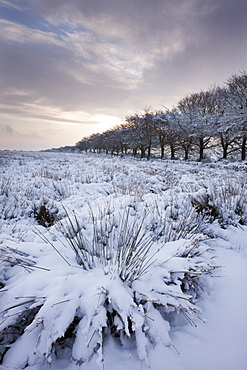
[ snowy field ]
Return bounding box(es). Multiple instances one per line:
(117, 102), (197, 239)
(0, 151), (247, 370)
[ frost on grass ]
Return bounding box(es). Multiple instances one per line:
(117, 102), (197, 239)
(0, 208), (215, 369)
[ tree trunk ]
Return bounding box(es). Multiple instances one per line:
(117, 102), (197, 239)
(184, 148), (189, 160)
(199, 137), (204, 161)
(160, 145), (164, 159)
(223, 145), (228, 159)
(159, 136), (165, 159)
(141, 145), (146, 159)
(241, 136), (246, 161)
(170, 144), (175, 159)
(220, 136), (228, 159)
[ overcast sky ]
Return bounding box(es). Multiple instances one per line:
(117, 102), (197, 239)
(1, 0), (247, 150)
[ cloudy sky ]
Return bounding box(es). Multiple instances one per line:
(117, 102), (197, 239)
(0, 0), (247, 150)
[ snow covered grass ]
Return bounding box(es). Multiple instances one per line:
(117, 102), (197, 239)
(191, 176), (247, 226)
(0, 151), (247, 369)
(0, 234), (214, 369)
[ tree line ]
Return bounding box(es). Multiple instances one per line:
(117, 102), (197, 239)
(76, 71), (247, 161)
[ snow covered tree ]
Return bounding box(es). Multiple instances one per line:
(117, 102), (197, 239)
(152, 111), (168, 159)
(225, 71), (247, 160)
(100, 128), (123, 155)
(152, 110), (180, 159)
(121, 119), (140, 156)
(212, 87), (239, 159)
(167, 108), (194, 160)
(76, 137), (90, 152)
(177, 89), (217, 161)
(88, 133), (105, 153)
(126, 110), (156, 159)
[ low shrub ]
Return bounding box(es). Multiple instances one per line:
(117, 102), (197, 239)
(0, 208), (216, 368)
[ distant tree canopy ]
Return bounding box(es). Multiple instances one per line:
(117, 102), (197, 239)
(76, 71), (247, 161)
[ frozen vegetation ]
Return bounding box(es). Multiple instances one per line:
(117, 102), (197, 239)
(0, 151), (247, 370)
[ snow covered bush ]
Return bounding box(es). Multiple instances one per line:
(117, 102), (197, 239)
(191, 176), (247, 227)
(57, 207), (155, 283)
(147, 193), (203, 243)
(0, 207), (216, 368)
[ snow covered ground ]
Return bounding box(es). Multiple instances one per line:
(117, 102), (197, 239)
(0, 151), (247, 370)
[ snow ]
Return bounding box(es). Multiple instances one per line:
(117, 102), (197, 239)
(0, 151), (247, 370)
(170, 247), (247, 370)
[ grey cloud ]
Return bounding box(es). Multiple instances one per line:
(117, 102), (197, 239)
(0, 123), (15, 135)
(31, 0), (191, 50)
(0, 122), (42, 141)
(27, 0), (247, 79)
(29, 1), (237, 46)
(1, 0), (247, 141)
(0, 24), (134, 118)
